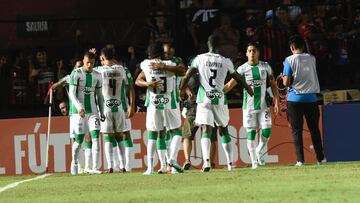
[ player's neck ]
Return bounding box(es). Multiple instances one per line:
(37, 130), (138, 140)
(247, 60), (259, 65)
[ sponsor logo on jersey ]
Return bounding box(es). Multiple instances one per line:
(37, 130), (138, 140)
(250, 80), (265, 87)
(206, 90), (223, 100)
(80, 86), (95, 95)
(106, 99), (121, 108)
(152, 95), (169, 106)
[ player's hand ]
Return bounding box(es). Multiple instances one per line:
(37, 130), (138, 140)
(78, 109), (85, 118)
(100, 113), (105, 122)
(150, 62), (165, 70)
(126, 106), (135, 119)
(273, 99), (280, 116)
(179, 88), (186, 100)
(147, 80), (163, 88)
(89, 48), (97, 55)
(185, 88), (195, 101)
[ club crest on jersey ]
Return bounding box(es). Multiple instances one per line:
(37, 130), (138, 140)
(80, 86), (95, 95)
(106, 99), (121, 108)
(152, 95), (169, 106)
(206, 90), (223, 100)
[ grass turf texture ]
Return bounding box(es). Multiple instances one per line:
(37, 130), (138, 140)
(1, 162), (360, 203)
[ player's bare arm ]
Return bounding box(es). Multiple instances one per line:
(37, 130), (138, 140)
(282, 74), (291, 87)
(230, 72), (254, 96)
(150, 62), (186, 76)
(179, 68), (198, 99)
(135, 71), (163, 88)
(126, 84), (136, 118)
(51, 80), (67, 91)
(223, 78), (237, 93)
(268, 74), (280, 115)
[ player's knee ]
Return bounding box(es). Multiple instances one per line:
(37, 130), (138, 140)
(261, 128), (271, 139)
(90, 130), (100, 139)
(246, 129), (257, 140)
(75, 134), (85, 144)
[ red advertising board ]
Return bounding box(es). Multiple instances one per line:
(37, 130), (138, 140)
(0, 109), (321, 176)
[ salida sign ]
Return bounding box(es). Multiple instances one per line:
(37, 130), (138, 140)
(0, 109), (320, 176)
(16, 16), (56, 38)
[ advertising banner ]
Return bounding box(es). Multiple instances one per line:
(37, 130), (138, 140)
(0, 109), (320, 176)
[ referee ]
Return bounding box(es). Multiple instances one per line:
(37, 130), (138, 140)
(282, 35), (325, 166)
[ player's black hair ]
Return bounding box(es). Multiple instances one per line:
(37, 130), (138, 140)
(288, 35), (305, 49)
(83, 51), (96, 60)
(208, 34), (220, 50)
(247, 41), (260, 51)
(148, 42), (164, 59)
(100, 47), (115, 60)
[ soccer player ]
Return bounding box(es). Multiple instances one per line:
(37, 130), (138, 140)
(135, 42), (184, 175)
(95, 47), (128, 173)
(179, 35), (254, 172)
(51, 63), (93, 174)
(68, 51), (104, 175)
(157, 43), (185, 173)
(224, 42), (280, 169)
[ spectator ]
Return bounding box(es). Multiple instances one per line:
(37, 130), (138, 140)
(9, 52), (28, 107)
(297, 11), (330, 89)
(149, 11), (173, 45)
(258, 10), (289, 75)
(190, 0), (219, 53)
(328, 17), (351, 89)
(213, 13), (240, 61)
(0, 54), (10, 111)
(28, 48), (55, 107)
(59, 100), (69, 116)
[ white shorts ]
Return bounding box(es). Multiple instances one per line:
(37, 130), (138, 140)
(195, 103), (229, 127)
(101, 110), (126, 133)
(146, 106), (182, 131)
(72, 113), (101, 134)
(122, 118), (132, 132)
(243, 108), (272, 129)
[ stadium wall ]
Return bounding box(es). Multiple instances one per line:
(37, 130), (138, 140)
(0, 109), (320, 176)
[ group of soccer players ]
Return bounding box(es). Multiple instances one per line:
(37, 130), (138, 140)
(54, 33), (282, 175)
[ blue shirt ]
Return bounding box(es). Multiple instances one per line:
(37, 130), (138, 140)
(283, 58), (317, 102)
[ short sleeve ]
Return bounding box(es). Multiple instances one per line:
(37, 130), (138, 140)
(283, 58), (292, 77)
(190, 55), (199, 69)
(225, 58), (235, 74)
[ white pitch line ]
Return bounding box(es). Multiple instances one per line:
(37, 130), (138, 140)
(0, 173), (52, 193)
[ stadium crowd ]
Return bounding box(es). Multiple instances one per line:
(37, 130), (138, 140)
(0, 0), (359, 118)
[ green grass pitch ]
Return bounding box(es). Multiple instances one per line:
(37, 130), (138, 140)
(1, 162), (360, 203)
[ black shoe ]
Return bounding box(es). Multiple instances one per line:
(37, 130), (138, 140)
(183, 161), (191, 170)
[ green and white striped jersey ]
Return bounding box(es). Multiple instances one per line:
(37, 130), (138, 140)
(190, 52), (235, 105)
(140, 59), (177, 110)
(166, 56), (184, 107)
(95, 65), (125, 113)
(237, 61), (272, 111)
(120, 67), (134, 112)
(69, 67), (103, 114)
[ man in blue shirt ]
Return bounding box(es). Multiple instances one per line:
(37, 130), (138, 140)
(282, 35), (325, 166)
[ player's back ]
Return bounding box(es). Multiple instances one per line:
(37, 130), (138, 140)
(191, 52), (234, 105)
(96, 65), (124, 112)
(140, 59), (177, 109)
